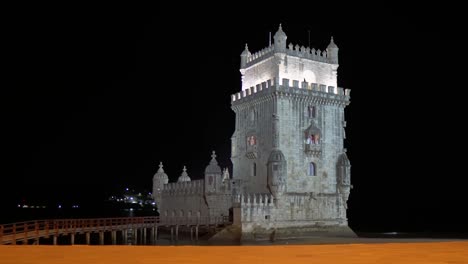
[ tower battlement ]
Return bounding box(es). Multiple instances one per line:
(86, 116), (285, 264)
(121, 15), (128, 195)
(231, 77), (350, 104)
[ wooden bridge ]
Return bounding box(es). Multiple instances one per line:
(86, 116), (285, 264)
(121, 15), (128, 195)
(0, 216), (230, 245)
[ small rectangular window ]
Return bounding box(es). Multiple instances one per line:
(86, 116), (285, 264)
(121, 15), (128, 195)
(309, 162), (316, 176)
(273, 164), (278, 171)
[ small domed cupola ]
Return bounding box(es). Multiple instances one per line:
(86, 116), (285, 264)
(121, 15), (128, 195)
(152, 161), (169, 200)
(337, 153), (351, 186)
(267, 149), (286, 163)
(153, 161), (169, 184)
(337, 153), (350, 167)
(326, 36), (339, 64)
(327, 36), (338, 49)
(273, 23), (287, 52)
(267, 149), (287, 196)
(240, 44), (251, 69)
(205, 151), (222, 174)
(177, 166), (191, 182)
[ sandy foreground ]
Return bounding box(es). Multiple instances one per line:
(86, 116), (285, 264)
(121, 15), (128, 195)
(1, 242), (468, 264)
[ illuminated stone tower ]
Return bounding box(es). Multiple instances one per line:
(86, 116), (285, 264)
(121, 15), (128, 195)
(231, 24), (354, 239)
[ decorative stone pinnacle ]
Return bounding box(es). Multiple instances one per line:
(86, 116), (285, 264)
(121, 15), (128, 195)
(279, 23), (282, 30)
(183, 165), (187, 173)
(211, 151), (217, 160)
(245, 43), (249, 50)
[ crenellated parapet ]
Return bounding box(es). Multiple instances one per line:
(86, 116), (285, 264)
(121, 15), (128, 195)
(243, 42), (334, 69)
(285, 43), (329, 63)
(245, 46), (275, 67)
(231, 77), (350, 107)
(162, 179), (204, 196)
(285, 193), (314, 209)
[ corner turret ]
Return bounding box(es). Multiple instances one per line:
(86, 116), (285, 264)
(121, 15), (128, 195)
(326, 36), (339, 64)
(273, 24), (287, 52)
(152, 162), (169, 196)
(205, 151), (222, 193)
(336, 153), (351, 211)
(267, 114), (287, 197)
(240, 44), (251, 69)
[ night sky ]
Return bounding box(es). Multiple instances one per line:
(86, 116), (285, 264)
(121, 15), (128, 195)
(3, 3), (467, 232)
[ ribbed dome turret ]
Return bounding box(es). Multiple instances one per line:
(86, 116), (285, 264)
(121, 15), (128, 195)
(267, 149), (286, 163)
(273, 23), (287, 40)
(337, 153), (350, 166)
(177, 166), (191, 182)
(153, 162), (169, 184)
(205, 151), (222, 174)
(273, 24), (287, 52)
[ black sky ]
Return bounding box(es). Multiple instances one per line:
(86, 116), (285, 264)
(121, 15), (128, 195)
(3, 3), (467, 232)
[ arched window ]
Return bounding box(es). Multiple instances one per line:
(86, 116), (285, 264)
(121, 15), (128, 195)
(250, 110), (256, 122)
(252, 162), (257, 176)
(308, 106), (316, 118)
(307, 134), (320, 144)
(247, 135), (256, 146)
(308, 162), (316, 176)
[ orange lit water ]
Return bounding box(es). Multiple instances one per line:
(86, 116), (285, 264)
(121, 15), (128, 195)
(1, 242), (468, 264)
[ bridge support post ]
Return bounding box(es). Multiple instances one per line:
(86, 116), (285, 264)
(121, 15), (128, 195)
(175, 225), (179, 242)
(12, 224), (16, 245)
(70, 234), (75, 245)
(142, 228), (146, 245)
(111, 231), (116, 245)
(99, 232), (104, 245)
(195, 225), (199, 241)
(53, 235), (57, 245)
(190, 226), (193, 241)
(134, 229), (138, 245)
(150, 228), (155, 244)
(170, 227), (173, 242)
(154, 227), (158, 244)
(35, 238), (39, 245)
(123, 230), (128, 244)
(86, 232), (90, 245)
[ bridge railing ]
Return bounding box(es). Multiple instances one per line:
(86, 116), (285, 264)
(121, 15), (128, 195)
(0, 215), (231, 244)
(0, 217), (160, 243)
